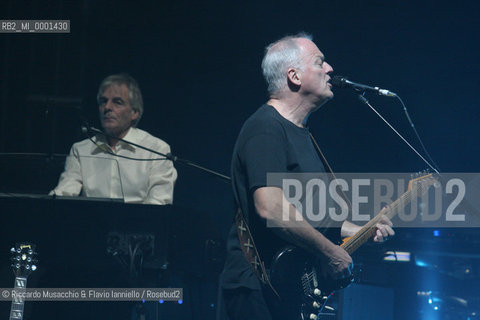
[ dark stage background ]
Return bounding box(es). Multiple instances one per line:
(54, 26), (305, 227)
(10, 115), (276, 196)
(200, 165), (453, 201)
(1, 1), (479, 319)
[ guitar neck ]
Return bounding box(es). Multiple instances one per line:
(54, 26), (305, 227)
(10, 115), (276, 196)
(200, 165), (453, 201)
(341, 189), (413, 255)
(9, 276), (27, 320)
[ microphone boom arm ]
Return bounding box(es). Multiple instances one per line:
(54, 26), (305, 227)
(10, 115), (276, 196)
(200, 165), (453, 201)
(83, 126), (231, 182)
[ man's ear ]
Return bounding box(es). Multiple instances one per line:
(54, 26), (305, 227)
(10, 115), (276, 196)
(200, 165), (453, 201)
(287, 67), (301, 86)
(131, 109), (139, 121)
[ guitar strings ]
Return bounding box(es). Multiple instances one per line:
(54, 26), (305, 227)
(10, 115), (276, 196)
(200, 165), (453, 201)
(343, 181), (429, 252)
(343, 191), (413, 252)
(341, 183), (428, 253)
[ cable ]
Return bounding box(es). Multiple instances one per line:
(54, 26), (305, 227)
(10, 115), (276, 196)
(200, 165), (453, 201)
(395, 95), (441, 173)
(358, 94), (440, 174)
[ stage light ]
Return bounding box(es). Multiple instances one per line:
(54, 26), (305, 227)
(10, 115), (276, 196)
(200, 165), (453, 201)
(415, 259), (429, 267)
(384, 251), (411, 262)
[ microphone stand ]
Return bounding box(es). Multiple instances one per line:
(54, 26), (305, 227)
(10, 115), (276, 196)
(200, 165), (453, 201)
(85, 127), (231, 182)
(356, 94), (440, 174)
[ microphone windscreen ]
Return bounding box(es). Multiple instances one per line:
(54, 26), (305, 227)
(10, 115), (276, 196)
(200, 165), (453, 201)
(331, 76), (347, 87)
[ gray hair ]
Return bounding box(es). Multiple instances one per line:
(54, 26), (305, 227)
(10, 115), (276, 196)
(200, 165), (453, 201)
(97, 73), (144, 127)
(261, 32), (313, 95)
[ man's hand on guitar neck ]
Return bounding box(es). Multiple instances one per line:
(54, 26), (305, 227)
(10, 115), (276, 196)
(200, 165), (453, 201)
(341, 215), (395, 243)
(372, 215), (395, 242)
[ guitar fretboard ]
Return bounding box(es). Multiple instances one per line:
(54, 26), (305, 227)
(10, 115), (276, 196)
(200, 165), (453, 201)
(341, 176), (433, 254)
(9, 276), (27, 320)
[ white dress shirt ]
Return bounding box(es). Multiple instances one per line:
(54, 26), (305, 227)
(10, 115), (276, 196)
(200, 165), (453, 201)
(50, 127), (177, 205)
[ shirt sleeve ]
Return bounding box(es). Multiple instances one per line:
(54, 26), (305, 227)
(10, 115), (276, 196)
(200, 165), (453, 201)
(144, 141), (177, 205)
(49, 145), (83, 196)
(241, 131), (287, 192)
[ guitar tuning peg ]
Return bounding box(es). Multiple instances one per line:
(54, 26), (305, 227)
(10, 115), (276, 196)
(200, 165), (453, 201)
(10, 247), (15, 253)
(31, 265), (37, 271)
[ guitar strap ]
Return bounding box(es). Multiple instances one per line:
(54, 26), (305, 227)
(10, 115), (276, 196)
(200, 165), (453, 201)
(309, 133), (352, 209)
(235, 208), (279, 298)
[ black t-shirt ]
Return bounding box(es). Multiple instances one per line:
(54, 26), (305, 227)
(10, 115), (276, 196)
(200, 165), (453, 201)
(220, 104), (340, 290)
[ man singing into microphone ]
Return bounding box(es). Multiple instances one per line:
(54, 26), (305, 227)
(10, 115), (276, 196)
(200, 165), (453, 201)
(50, 73), (177, 204)
(217, 33), (394, 319)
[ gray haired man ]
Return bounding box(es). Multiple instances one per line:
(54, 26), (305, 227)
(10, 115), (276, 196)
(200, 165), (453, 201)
(217, 33), (393, 319)
(51, 73), (177, 204)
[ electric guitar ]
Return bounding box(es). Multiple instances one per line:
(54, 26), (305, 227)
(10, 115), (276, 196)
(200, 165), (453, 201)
(267, 173), (438, 320)
(9, 243), (38, 320)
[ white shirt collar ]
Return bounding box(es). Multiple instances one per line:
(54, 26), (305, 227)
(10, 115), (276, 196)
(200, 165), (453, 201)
(90, 127), (140, 154)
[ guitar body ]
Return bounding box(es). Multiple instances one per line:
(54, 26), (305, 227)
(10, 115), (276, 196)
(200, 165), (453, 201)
(265, 174), (437, 320)
(267, 246), (353, 320)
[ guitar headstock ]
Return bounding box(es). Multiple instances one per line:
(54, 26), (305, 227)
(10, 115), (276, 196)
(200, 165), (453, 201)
(407, 171), (439, 197)
(10, 243), (38, 278)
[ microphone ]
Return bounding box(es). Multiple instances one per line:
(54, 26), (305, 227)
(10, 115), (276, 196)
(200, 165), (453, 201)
(81, 124), (103, 136)
(331, 76), (397, 97)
